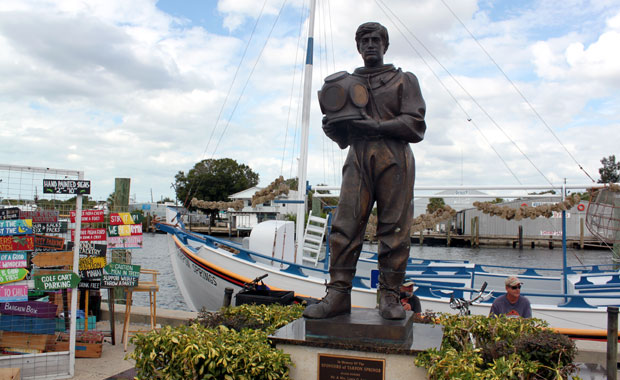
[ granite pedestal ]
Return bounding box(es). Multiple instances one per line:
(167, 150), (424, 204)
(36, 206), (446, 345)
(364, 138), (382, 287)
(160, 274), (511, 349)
(269, 308), (443, 379)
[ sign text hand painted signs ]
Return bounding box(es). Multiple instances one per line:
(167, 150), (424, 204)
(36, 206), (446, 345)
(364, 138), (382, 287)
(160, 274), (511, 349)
(0, 236), (34, 251)
(0, 219), (33, 236)
(43, 179), (91, 195)
(34, 272), (81, 290)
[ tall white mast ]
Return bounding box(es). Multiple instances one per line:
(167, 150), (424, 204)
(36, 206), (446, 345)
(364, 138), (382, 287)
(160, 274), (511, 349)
(296, 0), (316, 258)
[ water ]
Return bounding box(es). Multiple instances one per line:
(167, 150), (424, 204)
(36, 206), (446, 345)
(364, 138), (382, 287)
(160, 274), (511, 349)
(129, 234), (616, 312)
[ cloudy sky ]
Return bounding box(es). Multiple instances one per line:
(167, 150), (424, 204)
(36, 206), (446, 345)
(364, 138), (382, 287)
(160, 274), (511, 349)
(0, 0), (618, 202)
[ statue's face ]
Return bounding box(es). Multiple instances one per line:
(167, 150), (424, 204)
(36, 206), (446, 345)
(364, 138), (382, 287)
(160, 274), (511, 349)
(358, 30), (386, 68)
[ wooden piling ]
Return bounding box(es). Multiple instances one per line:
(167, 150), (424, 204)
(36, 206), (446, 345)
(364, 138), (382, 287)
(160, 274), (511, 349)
(580, 218), (585, 250)
(518, 225), (523, 250)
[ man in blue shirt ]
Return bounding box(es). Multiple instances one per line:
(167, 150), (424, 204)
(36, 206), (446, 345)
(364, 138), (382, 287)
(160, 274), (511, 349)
(490, 276), (532, 318)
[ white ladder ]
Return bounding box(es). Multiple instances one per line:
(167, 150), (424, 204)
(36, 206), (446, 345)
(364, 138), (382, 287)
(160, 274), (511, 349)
(301, 211), (329, 267)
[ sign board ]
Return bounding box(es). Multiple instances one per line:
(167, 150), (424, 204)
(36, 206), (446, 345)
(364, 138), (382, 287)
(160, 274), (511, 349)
(107, 235), (143, 249)
(78, 280), (101, 290)
(19, 210), (58, 223)
(0, 219), (33, 236)
(0, 285), (29, 303)
(318, 354), (385, 380)
(70, 209), (104, 224)
(106, 224), (142, 237)
(0, 268), (29, 284)
(67, 241), (107, 258)
(43, 179), (91, 195)
(109, 213), (137, 225)
(79, 268), (103, 280)
(0, 252), (28, 269)
(0, 207), (20, 221)
(0, 300), (58, 319)
(70, 228), (107, 242)
(101, 275), (138, 288)
(32, 221), (68, 234)
(32, 251), (73, 268)
(34, 272), (81, 290)
(104, 263), (140, 277)
(0, 236), (34, 251)
(79, 256), (106, 271)
(34, 234), (64, 250)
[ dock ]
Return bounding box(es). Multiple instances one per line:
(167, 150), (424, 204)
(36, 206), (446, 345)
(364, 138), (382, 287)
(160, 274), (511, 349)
(410, 232), (607, 249)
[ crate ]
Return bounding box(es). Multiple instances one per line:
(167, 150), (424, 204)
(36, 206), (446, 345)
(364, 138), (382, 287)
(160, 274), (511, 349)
(53, 331), (104, 358)
(55, 316), (96, 331)
(235, 290), (294, 306)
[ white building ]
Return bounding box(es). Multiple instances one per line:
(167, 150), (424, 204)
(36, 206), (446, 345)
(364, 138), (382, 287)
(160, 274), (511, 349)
(228, 187), (299, 232)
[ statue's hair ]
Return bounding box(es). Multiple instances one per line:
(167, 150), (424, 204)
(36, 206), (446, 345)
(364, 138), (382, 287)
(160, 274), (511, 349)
(355, 22), (389, 52)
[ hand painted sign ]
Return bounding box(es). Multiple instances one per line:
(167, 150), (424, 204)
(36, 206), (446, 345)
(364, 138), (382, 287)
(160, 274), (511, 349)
(67, 241), (107, 258)
(0, 268), (29, 284)
(0, 207), (20, 221)
(0, 285), (29, 302)
(101, 275), (138, 288)
(43, 179), (91, 195)
(0, 252), (27, 269)
(107, 235), (143, 249)
(70, 209), (104, 224)
(32, 221), (68, 234)
(34, 272), (81, 290)
(79, 268), (103, 279)
(19, 210), (58, 223)
(0, 236), (34, 251)
(32, 251), (73, 268)
(106, 224), (142, 237)
(70, 228), (106, 242)
(78, 280), (101, 290)
(0, 300), (58, 318)
(109, 213), (137, 225)
(79, 256), (106, 271)
(104, 263), (140, 277)
(0, 219), (33, 236)
(34, 234), (64, 250)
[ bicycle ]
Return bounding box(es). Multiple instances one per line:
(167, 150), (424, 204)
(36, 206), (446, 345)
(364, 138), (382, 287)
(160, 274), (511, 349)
(449, 281), (492, 316)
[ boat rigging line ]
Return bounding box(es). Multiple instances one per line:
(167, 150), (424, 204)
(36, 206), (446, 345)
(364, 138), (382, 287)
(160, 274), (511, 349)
(438, 0), (597, 184)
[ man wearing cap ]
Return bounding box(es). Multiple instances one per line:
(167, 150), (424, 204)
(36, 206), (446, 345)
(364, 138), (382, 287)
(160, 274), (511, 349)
(303, 21), (426, 320)
(400, 281), (422, 314)
(489, 276), (532, 318)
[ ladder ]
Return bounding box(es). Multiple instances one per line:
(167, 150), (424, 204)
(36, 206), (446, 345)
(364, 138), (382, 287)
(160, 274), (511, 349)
(301, 211), (329, 267)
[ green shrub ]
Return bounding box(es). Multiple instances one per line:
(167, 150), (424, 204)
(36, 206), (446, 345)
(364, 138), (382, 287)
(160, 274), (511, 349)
(415, 314), (580, 380)
(129, 304), (304, 379)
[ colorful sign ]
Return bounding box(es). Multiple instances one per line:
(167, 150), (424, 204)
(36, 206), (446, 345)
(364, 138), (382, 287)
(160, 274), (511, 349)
(32, 251), (73, 268)
(0, 236), (34, 251)
(109, 213), (137, 225)
(79, 257), (106, 271)
(106, 224), (142, 237)
(107, 235), (143, 249)
(34, 272), (81, 290)
(19, 210), (58, 223)
(0, 252), (27, 269)
(0, 207), (20, 221)
(32, 221), (68, 234)
(67, 241), (107, 258)
(104, 263), (140, 277)
(70, 228), (107, 242)
(0, 219), (33, 236)
(43, 179), (91, 195)
(0, 300), (58, 318)
(70, 209), (104, 224)
(0, 285), (29, 303)
(0, 268), (29, 284)
(34, 234), (64, 250)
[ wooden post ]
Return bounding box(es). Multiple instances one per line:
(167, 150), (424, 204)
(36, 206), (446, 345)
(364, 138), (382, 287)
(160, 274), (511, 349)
(470, 218), (474, 247)
(473, 216), (480, 248)
(84, 290), (89, 331)
(518, 225), (523, 250)
(446, 220), (451, 247)
(419, 230), (424, 246)
(580, 218), (585, 250)
(607, 306), (618, 380)
(112, 178), (131, 305)
(62, 289), (69, 331)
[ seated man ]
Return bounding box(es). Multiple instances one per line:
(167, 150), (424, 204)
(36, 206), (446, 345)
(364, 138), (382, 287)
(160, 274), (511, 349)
(400, 280), (421, 314)
(489, 276), (532, 318)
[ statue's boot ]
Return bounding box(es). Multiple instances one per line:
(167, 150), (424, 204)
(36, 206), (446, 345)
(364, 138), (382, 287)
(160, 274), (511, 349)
(303, 269), (353, 319)
(378, 269), (406, 320)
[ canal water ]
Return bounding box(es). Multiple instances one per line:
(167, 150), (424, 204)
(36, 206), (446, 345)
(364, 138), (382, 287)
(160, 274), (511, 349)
(129, 233), (616, 312)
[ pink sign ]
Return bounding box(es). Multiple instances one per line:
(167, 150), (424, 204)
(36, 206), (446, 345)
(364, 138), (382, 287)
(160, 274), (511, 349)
(0, 260), (27, 269)
(0, 285), (28, 302)
(71, 228), (107, 242)
(70, 209), (105, 224)
(0, 300), (57, 318)
(107, 235), (143, 249)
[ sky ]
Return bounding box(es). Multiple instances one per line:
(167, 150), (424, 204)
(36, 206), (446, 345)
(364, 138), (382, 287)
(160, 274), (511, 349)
(0, 0), (619, 203)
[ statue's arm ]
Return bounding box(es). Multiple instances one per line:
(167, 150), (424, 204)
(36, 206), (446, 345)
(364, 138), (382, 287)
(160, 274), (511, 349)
(379, 72), (426, 143)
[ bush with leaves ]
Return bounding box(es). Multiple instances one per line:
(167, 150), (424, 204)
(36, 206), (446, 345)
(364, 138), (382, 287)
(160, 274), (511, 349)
(416, 314), (580, 379)
(129, 304), (304, 379)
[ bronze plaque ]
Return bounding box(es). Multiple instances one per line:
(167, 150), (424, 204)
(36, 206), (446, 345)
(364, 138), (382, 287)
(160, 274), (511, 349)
(318, 354), (385, 380)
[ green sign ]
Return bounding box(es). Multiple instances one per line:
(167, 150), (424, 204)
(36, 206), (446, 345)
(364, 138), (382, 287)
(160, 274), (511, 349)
(104, 263), (140, 278)
(0, 268), (29, 284)
(34, 272), (81, 290)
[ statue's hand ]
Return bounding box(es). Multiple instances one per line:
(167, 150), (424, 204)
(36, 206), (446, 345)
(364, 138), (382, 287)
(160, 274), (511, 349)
(351, 110), (380, 135)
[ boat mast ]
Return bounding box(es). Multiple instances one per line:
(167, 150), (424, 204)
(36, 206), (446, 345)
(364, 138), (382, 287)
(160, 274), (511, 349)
(296, 0), (316, 258)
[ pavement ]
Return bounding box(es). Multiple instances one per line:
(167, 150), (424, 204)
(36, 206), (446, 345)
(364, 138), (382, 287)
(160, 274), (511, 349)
(70, 305), (618, 379)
